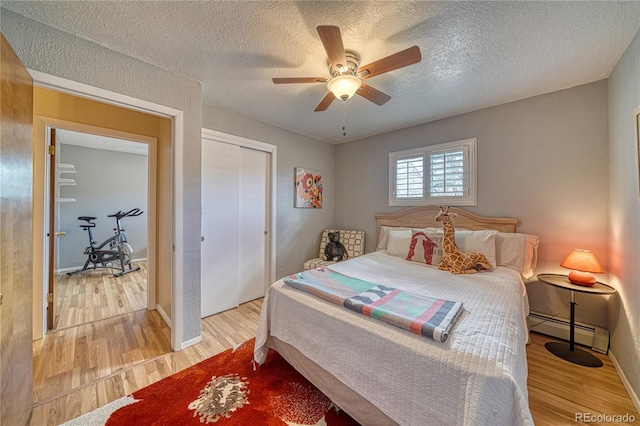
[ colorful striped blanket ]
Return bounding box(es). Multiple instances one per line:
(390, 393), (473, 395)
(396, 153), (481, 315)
(284, 267), (463, 342)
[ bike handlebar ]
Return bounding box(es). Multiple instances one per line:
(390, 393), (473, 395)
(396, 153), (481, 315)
(108, 208), (144, 219)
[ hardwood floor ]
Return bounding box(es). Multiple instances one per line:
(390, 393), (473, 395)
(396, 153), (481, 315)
(32, 299), (638, 425)
(30, 300), (261, 425)
(53, 262), (147, 330)
(527, 332), (639, 425)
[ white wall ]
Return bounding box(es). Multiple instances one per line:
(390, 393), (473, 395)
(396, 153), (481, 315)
(608, 27), (640, 405)
(1, 10), (203, 346)
(335, 81), (611, 327)
(58, 144), (148, 269)
(202, 104), (335, 278)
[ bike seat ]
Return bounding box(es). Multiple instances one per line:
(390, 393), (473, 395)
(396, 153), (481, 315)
(78, 216), (96, 222)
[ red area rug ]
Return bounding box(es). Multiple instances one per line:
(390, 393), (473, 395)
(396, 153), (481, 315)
(105, 339), (359, 425)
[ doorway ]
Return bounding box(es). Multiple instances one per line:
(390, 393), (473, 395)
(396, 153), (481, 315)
(31, 86), (172, 342)
(31, 87), (174, 408)
(51, 129), (149, 331)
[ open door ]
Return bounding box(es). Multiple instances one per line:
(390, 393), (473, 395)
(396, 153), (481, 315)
(46, 128), (57, 330)
(0, 32), (34, 425)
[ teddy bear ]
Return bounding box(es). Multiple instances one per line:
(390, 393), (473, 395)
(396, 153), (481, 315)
(323, 231), (348, 262)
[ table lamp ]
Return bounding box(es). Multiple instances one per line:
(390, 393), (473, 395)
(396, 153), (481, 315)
(560, 249), (604, 286)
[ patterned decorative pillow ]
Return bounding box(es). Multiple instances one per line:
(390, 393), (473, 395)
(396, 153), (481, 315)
(386, 229), (442, 266)
(407, 230), (443, 265)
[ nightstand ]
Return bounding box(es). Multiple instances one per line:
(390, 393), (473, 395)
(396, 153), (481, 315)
(536, 274), (616, 368)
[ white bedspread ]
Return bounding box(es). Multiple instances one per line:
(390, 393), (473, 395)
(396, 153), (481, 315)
(255, 251), (533, 425)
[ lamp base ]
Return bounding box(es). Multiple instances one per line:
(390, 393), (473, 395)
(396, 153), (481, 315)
(568, 270), (596, 286)
(545, 342), (603, 367)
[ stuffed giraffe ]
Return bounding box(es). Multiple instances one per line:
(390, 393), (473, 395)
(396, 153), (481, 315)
(435, 206), (492, 274)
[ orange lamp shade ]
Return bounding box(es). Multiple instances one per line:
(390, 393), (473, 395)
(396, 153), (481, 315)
(560, 249), (604, 286)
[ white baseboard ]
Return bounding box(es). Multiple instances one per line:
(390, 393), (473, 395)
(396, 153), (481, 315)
(609, 350), (640, 413)
(56, 265), (83, 274)
(156, 304), (202, 351)
(55, 257), (147, 274)
(529, 311), (598, 348)
(179, 335), (203, 350)
(156, 304), (171, 329)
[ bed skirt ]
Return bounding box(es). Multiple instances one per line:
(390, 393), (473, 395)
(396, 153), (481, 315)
(266, 335), (397, 426)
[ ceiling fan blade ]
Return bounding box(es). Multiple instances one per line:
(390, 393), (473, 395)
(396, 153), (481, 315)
(317, 25), (347, 72)
(314, 92), (336, 112)
(356, 83), (391, 106)
(359, 46), (421, 79)
(272, 77), (328, 84)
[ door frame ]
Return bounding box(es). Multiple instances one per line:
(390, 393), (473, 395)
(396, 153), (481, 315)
(201, 128), (277, 286)
(41, 118), (157, 331)
(29, 70), (189, 351)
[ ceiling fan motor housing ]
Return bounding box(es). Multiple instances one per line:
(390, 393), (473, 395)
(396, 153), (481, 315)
(328, 50), (361, 77)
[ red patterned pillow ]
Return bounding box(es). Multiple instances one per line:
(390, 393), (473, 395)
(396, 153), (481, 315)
(407, 230), (442, 265)
(386, 229), (442, 266)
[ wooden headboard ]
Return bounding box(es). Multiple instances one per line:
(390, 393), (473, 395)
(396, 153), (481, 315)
(375, 206), (518, 244)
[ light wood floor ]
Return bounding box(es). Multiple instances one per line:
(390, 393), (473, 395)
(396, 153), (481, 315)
(527, 332), (639, 425)
(32, 298), (638, 425)
(54, 261), (147, 330)
(30, 300), (261, 425)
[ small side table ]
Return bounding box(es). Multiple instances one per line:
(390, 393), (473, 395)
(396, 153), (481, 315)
(536, 274), (616, 368)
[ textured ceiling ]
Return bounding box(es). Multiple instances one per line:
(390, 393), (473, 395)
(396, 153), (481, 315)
(4, 1), (640, 144)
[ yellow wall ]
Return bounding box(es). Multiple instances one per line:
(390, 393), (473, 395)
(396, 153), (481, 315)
(32, 87), (172, 339)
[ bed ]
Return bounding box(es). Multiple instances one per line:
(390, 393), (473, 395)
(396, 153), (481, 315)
(254, 206), (535, 425)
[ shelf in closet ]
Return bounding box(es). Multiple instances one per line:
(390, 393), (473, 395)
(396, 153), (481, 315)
(57, 163), (77, 201)
(58, 163), (76, 174)
(58, 178), (76, 186)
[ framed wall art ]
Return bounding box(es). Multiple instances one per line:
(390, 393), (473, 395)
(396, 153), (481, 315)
(294, 167), (323, 208)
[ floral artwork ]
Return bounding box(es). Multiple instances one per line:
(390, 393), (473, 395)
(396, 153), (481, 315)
(295, 167), (323, 208)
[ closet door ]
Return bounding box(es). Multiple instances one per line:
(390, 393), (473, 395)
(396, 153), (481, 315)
(201, 140), (240, 317)
(239, 148), (269, 304)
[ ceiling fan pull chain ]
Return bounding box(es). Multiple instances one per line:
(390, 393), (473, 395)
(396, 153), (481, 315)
(342, 101), (347, 137)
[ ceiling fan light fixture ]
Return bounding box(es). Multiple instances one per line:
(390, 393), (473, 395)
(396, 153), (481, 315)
(327, 74), (361, 101)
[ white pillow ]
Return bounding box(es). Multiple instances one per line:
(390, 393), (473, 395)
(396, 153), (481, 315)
(385, 229), (412, 258)
(453, 229), (498, 269)
(376, 226), (411, 251)
(495, 233), (540, 279)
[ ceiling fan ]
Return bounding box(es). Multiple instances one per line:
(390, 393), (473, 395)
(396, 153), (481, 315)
(273, 25), (422, 112)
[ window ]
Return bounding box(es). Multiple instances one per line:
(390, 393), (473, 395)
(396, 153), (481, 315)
(389, 138), (477, 206)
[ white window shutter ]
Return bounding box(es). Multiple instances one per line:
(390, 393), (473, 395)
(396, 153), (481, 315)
(389, 138), (476, 206)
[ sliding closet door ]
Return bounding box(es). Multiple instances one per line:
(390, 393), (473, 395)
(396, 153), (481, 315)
(201, 135), (272, 318)
(239, 148), (270, 304)
(201, 140), (240, 318)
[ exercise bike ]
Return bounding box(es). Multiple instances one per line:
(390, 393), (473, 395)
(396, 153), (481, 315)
(67, 208), (143, 277)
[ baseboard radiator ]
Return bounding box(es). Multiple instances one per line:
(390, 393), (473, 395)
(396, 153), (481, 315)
(529, 311), (610, 354)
